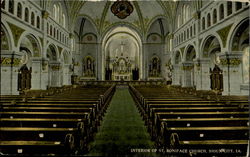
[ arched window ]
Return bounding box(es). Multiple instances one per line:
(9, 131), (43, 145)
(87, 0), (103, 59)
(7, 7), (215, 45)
(60, 32), (62, 42)
(1, 0), (5, 9)
(193, 24), (196, 35)
(50, 25), (52, 36)
(183, 5), (186, 23)
(17, 3), (22, 19)
(31, 12), (35, 25)
(54, 28), (56, 38)
(36, 16), (40, 29)
(47, 23), (49, 34)
(25, 8), (29, 22)
(190, 26), (192, 37)
(57, 4), (61, 23)
(187, 29), (189, 39)
(57, 30), (59, 40)
(219, 4), (224, 20)
(236, 2), (242, 11)
(177, 15), (181, 28)
(8, 0), (14, 14)
(184, 31), (186, 41)
(72, 38), (75, 51)
(53, 4), (57, 20)
(213, 9), (217, 24)
(185, 5), (191, 23)
(202, 17), (205, 30)
(62, 13), (66, 28)
(207, 13), (211, 27)
(227, 1), (232, 16)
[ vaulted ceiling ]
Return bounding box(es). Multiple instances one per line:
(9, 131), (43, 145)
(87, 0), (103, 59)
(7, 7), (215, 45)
(41, 0), (202, 36)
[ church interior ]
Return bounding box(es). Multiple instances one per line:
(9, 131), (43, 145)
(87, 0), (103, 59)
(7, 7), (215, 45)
(0, 0), (249, 156)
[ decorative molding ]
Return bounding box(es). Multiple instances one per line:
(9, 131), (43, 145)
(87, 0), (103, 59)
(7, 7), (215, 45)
(50, 65), (61, 70)
(111, 0), (134, 19)
(216, 24), (233, 48)
(42, 11), (49, 19)
(220, 58), (241, 66)
(0, 57), (21, 66)
(182, 65), (194, 70)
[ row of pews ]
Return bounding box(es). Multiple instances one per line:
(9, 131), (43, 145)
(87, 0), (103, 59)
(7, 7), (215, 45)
(129, 85), (249, 156)
(0, 84), (116, 155)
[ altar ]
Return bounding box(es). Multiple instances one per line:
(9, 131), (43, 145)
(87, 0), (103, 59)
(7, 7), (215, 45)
(105, 40), (139, 81)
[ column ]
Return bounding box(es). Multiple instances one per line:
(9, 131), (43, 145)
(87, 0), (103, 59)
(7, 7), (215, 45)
(219, 53), (243, 95)
(199, 59), (210, 90)
(194, 59), (201, 90)
(49, 62), (61, 87)
(31, 57), (43, 90)
(182, 62), (194, 87)
(41, 58), (49, 89)
(63, 64), (71, 85)
(1, 51), (22, 95)
(172, 64), (181, 85)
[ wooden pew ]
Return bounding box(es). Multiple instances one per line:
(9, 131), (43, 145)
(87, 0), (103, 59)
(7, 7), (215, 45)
(0, 127), (78, 155)
(0, 84), (116, 155)
(159, 125), (248, 151)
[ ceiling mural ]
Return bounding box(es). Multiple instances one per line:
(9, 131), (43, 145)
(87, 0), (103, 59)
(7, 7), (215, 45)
(111, 1), (134, 19)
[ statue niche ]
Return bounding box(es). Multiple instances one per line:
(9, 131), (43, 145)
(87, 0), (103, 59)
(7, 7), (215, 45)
(82, 56), (95, 78)
(149, 56), (161, 77)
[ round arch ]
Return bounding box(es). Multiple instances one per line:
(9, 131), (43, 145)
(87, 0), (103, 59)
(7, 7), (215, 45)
(46, 43), (59, 61)
(228, 18), (249, 52)
(77, 14), (100, 36)
(173, 50), (182, 64)
(183, 44), (197, 62)
(145, 15), (168, 34)
(61, 50), (70, 64)
(1, 22), (15, 51)
(101, 22), (143, 42)
(17, 32), (42, 57)
(101, 25), (143, 80)
(200, 34), (223, 58)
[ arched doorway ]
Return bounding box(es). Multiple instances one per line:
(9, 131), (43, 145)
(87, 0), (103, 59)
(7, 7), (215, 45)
(229, 18), (249, 95)
(102, 26), (142, 81)
(201, 35), (222, 90)
(47, 44), (60, 87)
(18, 34), (41, 90)
(61, 50), (71, 85)
(172, 51), (182, 85)
(183, 45), (196, 87)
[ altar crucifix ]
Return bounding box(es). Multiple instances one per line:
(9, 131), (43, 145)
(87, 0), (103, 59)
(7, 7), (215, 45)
(120, 41), (125, 56)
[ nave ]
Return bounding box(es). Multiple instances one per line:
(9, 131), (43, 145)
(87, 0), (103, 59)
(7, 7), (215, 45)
(0, 82), (249, 156)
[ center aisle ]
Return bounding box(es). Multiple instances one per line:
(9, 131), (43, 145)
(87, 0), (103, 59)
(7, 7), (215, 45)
(87, 87), (156, 156)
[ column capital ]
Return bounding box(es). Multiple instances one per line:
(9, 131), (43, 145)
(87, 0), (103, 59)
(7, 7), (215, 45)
(193, 11), (200, 20)
(42, 10), (50, 19)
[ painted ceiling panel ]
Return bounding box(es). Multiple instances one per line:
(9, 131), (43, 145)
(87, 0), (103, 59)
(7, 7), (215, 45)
(105, 2), (140, 27)
(78, 1), (107, 20)
(137, 1), (164, 19)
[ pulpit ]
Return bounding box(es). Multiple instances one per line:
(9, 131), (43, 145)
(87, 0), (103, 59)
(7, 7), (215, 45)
(18, 64), (32, 91)
(210, 65), (223, 91)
